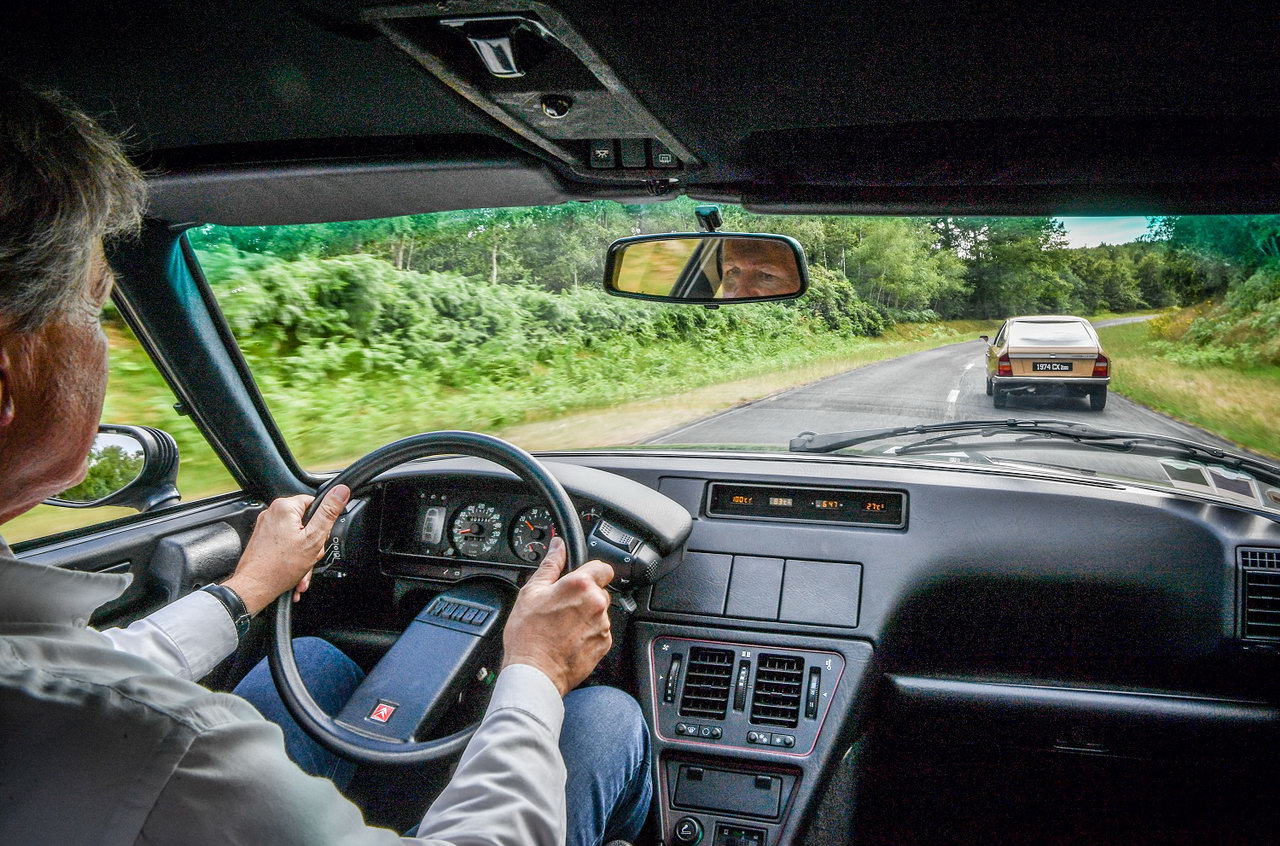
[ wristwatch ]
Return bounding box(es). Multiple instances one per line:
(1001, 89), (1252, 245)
(202, 582), (253, 639)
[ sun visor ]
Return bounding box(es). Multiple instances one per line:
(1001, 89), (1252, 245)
(742, 118), (1280, 215)
(145, 156), (582, 226)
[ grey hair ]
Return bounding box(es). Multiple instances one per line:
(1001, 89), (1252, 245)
(0, 77), (146, 334)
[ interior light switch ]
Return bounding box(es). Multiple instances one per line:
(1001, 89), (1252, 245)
(588, 139), (616, 168)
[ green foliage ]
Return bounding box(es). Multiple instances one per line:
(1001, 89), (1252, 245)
(1140, 216), (1280, 368)
(57, 445), (144, 503)
(189, 239), (898, 466)
(183, 203), (1279, 469)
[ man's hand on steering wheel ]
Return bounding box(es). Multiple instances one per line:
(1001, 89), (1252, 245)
(224, 485), (352, 615)
(502, 537), (615, 697)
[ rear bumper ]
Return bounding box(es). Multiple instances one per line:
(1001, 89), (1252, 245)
(993, 375), (1110, 389)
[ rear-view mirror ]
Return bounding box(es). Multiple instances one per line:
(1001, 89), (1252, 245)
(46, 424), (182, 513)
(604, 233), (808, 304)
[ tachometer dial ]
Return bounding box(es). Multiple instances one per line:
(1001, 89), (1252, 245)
(450, 503), (504, 558)
(511, 506), (557, 563)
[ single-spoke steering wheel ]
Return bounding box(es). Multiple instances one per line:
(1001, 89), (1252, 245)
(268, 431), (586, 765)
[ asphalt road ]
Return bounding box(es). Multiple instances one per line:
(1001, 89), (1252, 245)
(647, 316), (1245, 456)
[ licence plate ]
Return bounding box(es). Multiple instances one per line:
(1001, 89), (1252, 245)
(1033, 361), (1073, 372)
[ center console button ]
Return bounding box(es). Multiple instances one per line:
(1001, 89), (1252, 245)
(673, 816), (703, 845)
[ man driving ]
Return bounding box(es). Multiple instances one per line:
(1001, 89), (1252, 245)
(0, 79), (651, 845)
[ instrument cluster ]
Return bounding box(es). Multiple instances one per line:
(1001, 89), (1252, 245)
(377, 478), (605, 568)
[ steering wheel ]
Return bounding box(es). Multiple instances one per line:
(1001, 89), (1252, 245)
(268, 431), (587, 765)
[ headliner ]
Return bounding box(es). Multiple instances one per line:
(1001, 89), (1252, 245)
(6, 1), (1280, 222)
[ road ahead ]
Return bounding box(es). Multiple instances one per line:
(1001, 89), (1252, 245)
(646, 317), (1243, 454)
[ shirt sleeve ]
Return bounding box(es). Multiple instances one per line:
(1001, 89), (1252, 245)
(413, 663), (567, 844)
(97, 590), (239, 681)
(138, 666), (566, 846)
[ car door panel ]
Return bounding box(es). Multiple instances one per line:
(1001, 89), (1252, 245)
(16, 495), (260, 630)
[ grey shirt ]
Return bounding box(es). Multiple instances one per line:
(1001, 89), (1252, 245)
(0, 543), (567, 845)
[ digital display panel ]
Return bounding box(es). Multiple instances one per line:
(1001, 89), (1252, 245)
(707, 483), (905, 528)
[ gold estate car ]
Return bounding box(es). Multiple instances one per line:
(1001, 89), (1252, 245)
(983, 316), (1111, 411)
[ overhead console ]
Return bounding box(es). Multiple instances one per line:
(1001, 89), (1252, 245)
(364, 2), (698, 182)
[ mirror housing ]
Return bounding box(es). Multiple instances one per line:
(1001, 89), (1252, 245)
(46, 424), (181, 513)
(604, 232), (809, 304)
(979, 335), (990, 343)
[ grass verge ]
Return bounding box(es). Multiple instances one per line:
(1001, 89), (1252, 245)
(1097, 321), (1280, 460)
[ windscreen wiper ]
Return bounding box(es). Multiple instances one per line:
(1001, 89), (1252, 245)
(791, 418), (1280, 484)
(789, 419), (1087, 453)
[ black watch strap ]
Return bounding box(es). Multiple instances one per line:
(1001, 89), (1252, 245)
(202, 583), (252, 639)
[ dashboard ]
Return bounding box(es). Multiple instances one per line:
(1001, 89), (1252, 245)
(318, 450), (1280, 846)
(377, 476), (609, 567)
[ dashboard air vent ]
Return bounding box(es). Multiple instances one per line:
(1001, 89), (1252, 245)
(1241, 548), (1280, 641)
(749, 653), (805, 728)
(678, 647), (734, 720)
(1240, 548), (1280, 570)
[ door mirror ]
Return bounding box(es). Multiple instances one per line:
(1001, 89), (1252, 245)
(604, 233), (808, 304)
(46, 424), (181, 513)
(979, 335), (990, 343)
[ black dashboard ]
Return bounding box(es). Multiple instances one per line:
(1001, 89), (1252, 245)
(321, 449), (1280, 845)
(376, 476), (612, 568)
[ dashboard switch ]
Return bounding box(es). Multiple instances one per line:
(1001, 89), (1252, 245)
(715, 823), (765, 846)
(673, 816), (703, 845)
(734, 659), (751, 711)
(664, 653), (683, 704)
(806, 666), (821, 719)
(588, 519), (661, 585)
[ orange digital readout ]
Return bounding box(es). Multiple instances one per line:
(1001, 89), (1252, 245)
(730, 494), (754, 505)
(863, 501), (886, 512)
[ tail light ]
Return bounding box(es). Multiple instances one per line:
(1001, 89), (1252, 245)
(997, 354), (1012, 377)
(1091, 354), (1110, 378)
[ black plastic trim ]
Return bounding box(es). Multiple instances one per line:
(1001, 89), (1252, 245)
(109, 221), (311, 499)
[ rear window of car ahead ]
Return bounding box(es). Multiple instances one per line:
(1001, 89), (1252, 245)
(1007, 320), (1094, 347)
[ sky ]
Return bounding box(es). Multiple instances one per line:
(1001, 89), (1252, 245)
(1055, 217), (1152, 248)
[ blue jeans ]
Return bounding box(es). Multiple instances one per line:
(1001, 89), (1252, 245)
(235, 637), (652, 846)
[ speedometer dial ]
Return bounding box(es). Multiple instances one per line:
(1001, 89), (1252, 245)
(450, 503), (504, 558)
(511, 506), (557, 563)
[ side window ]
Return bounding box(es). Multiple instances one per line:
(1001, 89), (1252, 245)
(2, 310), (237, 546)
(994, 323), (1007, 346)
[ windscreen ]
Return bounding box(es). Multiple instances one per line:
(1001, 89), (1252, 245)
(178, 204), (1277, 484)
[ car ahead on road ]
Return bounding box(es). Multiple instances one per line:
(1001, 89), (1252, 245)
(7, 4), (1280, 846)
(983, 315), (1111, 410)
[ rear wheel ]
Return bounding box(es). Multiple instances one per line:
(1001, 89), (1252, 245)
(985, 377), (993, 396)
(1089, 386), (1107, 411)
(993, 387), (1008, 409)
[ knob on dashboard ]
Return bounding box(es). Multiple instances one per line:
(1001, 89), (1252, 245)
(672, 816), (704, 845)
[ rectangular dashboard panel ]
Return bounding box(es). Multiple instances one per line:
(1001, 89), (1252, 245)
(706, 482), (906, 529)
(648, 635), (846, 758)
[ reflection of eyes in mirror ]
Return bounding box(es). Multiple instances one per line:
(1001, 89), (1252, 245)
(57, 433), (146, 504)
(609, 235), (803, 302)
(716, 239), (802, 299)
